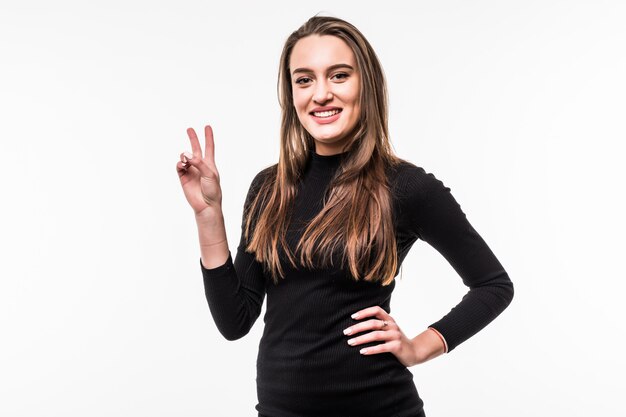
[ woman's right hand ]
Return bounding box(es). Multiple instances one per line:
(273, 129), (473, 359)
(176, 125), (222, 217)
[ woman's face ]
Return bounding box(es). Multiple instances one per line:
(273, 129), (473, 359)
(289, 35), (361, 156)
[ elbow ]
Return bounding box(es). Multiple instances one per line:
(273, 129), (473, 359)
(494, 273), (514, 312)
(214, 318), (254, 341)
(474, 270), (515, 312)
(205, 300), (262, 341)
(220, 328), (250, 341)
(214, 313), (258, 341)
(503, 274), (514, 307)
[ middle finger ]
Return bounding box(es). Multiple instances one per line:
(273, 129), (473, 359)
(186, 127), (203, 157)
(343, 319), (395, 336)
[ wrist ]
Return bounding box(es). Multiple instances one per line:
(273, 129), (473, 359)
(411, 328), (447, 364)
(195, 206), (224, 224)
(428, 327), (448, 354)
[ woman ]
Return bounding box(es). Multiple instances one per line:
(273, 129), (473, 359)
(176, 15), (514, 417)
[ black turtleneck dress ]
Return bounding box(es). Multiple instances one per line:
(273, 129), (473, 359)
(200, 151), (514, 417)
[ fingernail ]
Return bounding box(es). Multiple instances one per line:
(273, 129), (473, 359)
(360, 348), (368, 354)
(343, 328), (352, 335)
(347, 339), (355, 345)
(184, 152), (193, 159)
(351, 313), (359, 319)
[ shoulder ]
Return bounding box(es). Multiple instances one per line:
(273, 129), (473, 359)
(248, 164), (278, 192)
(388, 159), (450, 205)
(253, 163), (278, 184)
(388, 159), (468, 238)
(243, 164), (278, 207)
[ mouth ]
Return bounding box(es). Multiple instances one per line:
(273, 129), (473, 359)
(310, 108), (343, 118)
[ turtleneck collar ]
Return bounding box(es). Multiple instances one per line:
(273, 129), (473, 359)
(306, 150), (349, 178)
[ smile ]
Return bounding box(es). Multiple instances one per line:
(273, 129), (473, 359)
(311, 109), (342, 118)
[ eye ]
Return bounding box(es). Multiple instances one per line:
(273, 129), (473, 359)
(333, 72), (349, 81)
(295, 77), (312, 85)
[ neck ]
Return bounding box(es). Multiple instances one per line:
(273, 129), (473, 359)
(306, 149), (347, 177)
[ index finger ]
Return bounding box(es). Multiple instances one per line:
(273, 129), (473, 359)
(351, 306), (391, 321)
(186, 127), (203, 158)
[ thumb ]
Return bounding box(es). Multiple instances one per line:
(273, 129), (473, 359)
(181, 151), (211, 177)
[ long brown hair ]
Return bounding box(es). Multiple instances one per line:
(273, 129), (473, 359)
(243, 14), (406, 286)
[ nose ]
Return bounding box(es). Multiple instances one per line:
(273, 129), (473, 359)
(312, 79), (333, 103)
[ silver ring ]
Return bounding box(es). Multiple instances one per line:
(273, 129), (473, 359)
(381, 320), (388, 328)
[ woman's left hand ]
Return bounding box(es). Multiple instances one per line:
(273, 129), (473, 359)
(343, 306), (443, 367)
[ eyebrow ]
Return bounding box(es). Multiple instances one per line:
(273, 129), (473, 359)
(291, 63), (355, 76)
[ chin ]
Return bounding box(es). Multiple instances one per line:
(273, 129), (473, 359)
(310, 127), (346, 140)
(314, 135), (344, 143)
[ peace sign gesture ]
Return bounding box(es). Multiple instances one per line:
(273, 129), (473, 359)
(176, 125), (222, 216)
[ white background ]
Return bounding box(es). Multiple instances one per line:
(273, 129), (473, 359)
(1, 0), (624, 416)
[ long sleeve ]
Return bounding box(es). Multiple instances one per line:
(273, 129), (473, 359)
(199, 167), (272, 341)
(400, 163), (514, 353)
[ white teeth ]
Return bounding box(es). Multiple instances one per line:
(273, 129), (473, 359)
(313, 109), (341, 117)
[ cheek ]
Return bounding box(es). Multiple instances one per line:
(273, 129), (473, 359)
(292, 91), (307, 110)
(348, 102), (361, 125)
(341, 85), (360, 111)
(347, 98), (360, 116)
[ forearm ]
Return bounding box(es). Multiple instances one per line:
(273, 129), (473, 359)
(427, 272), (514, 352)
(198, 169), (270, 341)
(195, 207), (230, 269)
